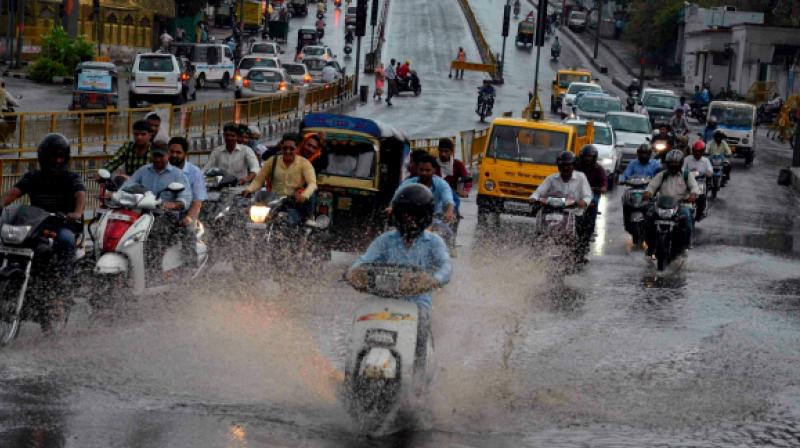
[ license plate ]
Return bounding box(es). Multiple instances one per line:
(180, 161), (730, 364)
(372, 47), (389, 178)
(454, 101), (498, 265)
(108, 212), (133, 222)
(148, 77), (165, 82)
(207, 192), (221, 201)
(655, 220), (674, 226)
(504, 201), (532, 213)
(246, 223), (267, 230)
(337, 197), (352, 210)
(0, 245), (34, 258)
(545, 213), (564, 222)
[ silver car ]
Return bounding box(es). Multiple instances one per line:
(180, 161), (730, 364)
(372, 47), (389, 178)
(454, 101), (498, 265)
(573, 94), (623, 123)
(304, 56), (343, 83)
(281, 62), (312, 87)
(606, 111), (653, 173)
(237, 68), (291, 99)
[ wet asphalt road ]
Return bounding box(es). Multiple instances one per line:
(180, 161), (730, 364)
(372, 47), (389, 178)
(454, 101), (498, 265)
(3, 0), (800, 446)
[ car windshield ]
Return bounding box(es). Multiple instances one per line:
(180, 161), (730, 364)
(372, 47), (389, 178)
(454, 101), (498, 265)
(559, 73), (591, 88)
(709, 105), (754, 128)
(239, 58), (277, 70)
(578, 97), (621, 113)
(567, 83), (600, 95)
(283, 64), (306, 75)
(304, 47), (324, 56)
(487, 125), (569, 164)
(305, 59), (326, 71)
(607, 115), (651, 134)
(251, 44), (275, 54)
(248, 70), (281, 82)
(644, 94), (678, 109)
(139, 56), (174, 72)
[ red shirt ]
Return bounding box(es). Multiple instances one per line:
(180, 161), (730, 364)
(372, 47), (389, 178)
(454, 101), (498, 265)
(397, 63), (410, 78)
(440, 158), (472, 193)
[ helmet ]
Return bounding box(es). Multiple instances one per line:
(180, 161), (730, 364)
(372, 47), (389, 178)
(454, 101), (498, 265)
(579, 144), (598, 164)
(556, 151), (576, 167)
(664, 149), (684, 164)
(37, 133), (71, 173)
(713, 130), (725, 140)
(391, 184), (434, 240)
(692, 141), (706, 153)
(637, 143), (651, 155)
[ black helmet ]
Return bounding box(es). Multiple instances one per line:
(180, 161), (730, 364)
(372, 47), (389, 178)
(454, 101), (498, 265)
(713, 130), (725, 140)
(37, 133), (71, 173)
(637, 143), (651, 155)
(391, 183), (434, 240)
(579, 144), (598, 164)
(556, 151), (576, 167)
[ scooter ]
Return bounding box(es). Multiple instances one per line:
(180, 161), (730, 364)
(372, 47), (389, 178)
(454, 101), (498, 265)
(652, 195), (690, 271)
(343, 263), (439, 435)
(621, 176), (651, 246)
(201, 168), (247, 265)
(708, 155), (725, 199)
(0, 205), (81, 344)
(476, 89), (495, 123)
(395, 71), (422, 96)
(91, 181), (208, 300)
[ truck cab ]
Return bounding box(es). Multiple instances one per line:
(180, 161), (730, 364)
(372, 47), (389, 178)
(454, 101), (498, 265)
(476, 118), (589, 223)
(550, 69), (592, 114)
(708, 101), (757, 165)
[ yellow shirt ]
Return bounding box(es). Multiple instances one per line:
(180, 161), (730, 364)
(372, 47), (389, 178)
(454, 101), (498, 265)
(246, 155), (317, 199)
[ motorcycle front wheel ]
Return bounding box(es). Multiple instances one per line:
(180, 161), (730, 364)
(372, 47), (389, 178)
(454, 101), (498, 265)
(656, 233), (670, 271)
(0, 278), (25, 346)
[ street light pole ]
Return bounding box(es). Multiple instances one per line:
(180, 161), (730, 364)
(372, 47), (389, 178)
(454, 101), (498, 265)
(500, 0), (510, 81)
(593, 0), (603, 59)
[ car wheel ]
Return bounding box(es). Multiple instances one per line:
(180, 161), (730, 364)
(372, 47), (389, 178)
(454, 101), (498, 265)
(196, 74), (205, 90)
(220, 73), (230, 90)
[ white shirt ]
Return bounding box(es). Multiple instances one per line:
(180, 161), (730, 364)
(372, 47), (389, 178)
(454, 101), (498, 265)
(682, 156), (713, 177)
(203, 144), (260, 180)
(160, 33), (173, 46)
(321, 65), (338, 82)
(530, 171), (593, 205)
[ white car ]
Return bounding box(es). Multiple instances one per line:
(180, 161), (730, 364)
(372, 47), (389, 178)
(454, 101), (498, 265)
(249, 41), (283, 56)
(561, 82), (602, 118)
(567, 10), (588, 32)
(281, 62), (313, 86)
(234, 56), (282, 88)
(297, 45), (336, 62)
(565, 119), (618, 183)
(305, 57), (343, 83)
(129, 53), (183, 107)
(605, 111), (653, 173)
(237, 68), (291, 99)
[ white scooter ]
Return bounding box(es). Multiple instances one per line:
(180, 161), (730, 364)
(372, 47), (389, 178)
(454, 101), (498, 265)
(343, 263), (438, 435)
(90, 172), (208, 299)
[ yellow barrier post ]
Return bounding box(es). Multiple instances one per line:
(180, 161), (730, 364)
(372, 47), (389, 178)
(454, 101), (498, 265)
(78, 113), (85, 154)
(17, 115), (25, 158)
(103, 110), (110, 153)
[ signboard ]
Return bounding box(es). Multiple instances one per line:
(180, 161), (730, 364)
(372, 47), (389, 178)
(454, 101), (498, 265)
(77, 69), (113, 92)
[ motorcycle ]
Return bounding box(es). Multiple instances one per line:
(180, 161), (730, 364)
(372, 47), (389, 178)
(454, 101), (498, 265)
(396, 71), (422, 96)
(626, 90), (639, 112)
(513, 2), (520, 18)
(689, 103), (708, 124)
(201, 168), (248, 264)
(476, 89), (495, 123)
(708, 155), (725, 199)
(316, 27), (325, 40)
(533, 196), (586, 268)
(692, 171), (707, 222)
(652, 195), (690, 271)
(757, 100), (784, 125)
(344, 42), (352, 55)
(334, 0), (342, 7)
(551, 46), (560, 62)
(0, 205), (81, 344)
(91, 182), (209, 300)
(651, 132), (675, 160)
(622, 176), (652, 246)
(342, 263), (439, 435)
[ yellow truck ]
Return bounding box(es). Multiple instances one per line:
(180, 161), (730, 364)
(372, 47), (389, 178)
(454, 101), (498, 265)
(236, 0), (264, 33)
(550, 68), (592, 114)
(476, 117), (591, 224)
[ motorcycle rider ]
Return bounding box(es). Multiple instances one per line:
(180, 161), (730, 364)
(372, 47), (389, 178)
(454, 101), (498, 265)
(703, 115), (719, 142)
(321, 60), (338, 83)
(764, 93), (783, 114)
(146, 112), (162, 142)
(397, 60), (411, 80)
(346, 183), (452, 372)
(204, 123), (260, 185)
(706, 129), (732, 181)
(168, 136), (207, 265)
(513, 0), (521, 17)
(627, 78), (640, 99)
(315, 16), (326, 38)
(575, 144), (608, 241)
(242, 133), (318, 226)
(682, 141), (713, 222)
(677, 96), (691, 116)
(668, 108), (691, 149)
(620, 143), (662, 183)
(438, 138), (471, 250)
(1, 133), (85, 285)
(642, 149), (700, 255)
(104, 119), (152, 176)
(477, 79), (496, 114)
(529, 151), (593, 252)
(551, 36), (561, 58)
(298, 132), (328, 173)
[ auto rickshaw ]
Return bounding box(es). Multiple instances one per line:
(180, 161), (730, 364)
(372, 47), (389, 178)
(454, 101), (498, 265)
(297, 28), (319, 52)
(69, 61), (119, 111)
(299, 113), (409, 253)
(289, 0), (309, 16)
(516, 19), (535, 47)
(268, 19), (289, 42)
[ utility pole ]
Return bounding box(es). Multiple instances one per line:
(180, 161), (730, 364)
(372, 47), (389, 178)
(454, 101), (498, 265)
(593, 0), (603, 59)
(354, 0), (367, 94)
(531, 0), (548, 118)
(93, 0), (101, 55)
(369, 0), (378, 57)
(14, 0), (24, 69)
(724, 43), (734, 94)
(500, 0), (510, 81)
(6, 0), (15, 64)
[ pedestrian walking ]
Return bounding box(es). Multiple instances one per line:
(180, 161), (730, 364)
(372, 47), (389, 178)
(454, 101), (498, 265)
(385, 58), (397, 106)
(456, 47), (466, 79)
(374, 63), (386, 100)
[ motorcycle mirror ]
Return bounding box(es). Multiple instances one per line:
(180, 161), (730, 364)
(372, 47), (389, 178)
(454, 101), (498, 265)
(97, 168), (111, 180)
(205, 167), (224, 177)
(167, 182), (185, 193)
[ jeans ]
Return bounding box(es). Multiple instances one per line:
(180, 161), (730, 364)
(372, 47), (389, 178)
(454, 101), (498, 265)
(286, 192), (317, 226)
(430, 218), (455, 251)
(53, 226), (78, 278)
(414, 304), (431, 374)
(585, 193), (600, 239)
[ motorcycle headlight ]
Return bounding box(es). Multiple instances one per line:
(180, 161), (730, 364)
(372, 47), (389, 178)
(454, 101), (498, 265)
(0, 224), (31, 244)
(600, 157), (613, 169)
(484, 180), (495, 191)
(250, 205), (270, 223)
(657, 207), (676, 219)
(654, 143), (667, 151)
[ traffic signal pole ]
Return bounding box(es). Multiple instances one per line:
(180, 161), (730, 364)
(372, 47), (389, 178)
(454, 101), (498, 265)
(353, 0), (367, 95)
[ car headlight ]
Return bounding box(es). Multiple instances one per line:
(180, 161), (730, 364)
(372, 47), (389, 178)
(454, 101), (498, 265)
(484, 180), (495, 191)
(0, 224), (31, 244)
(250, 205), (270, 223)
(600, 157), (613, 168)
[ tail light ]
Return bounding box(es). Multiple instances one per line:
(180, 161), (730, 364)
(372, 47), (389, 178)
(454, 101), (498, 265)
(180, 72), (189, 81)
(234, 70), (242, 81)
(304, 74), (312, 83)
(243, 79), (250, 88)
(279, 81), (287, 91)
(102, 210), (140, 252)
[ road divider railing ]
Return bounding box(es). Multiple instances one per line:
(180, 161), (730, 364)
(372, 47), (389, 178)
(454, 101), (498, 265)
(0, 76), (355, 157)
(454, 0), (501, 83)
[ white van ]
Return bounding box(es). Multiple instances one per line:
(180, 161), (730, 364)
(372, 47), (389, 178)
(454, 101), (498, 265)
(129, 53), (183, 107)
(189, 43), (235, 89)
(707, 101), (757, 165)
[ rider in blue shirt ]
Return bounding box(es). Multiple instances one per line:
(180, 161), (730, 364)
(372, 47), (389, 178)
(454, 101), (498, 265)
(619, 143), (662, 183)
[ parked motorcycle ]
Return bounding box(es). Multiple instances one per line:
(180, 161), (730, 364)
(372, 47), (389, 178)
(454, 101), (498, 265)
(757, 99), (783, 125)
(91, 182), (208, 301)
(0, 205), (81, 344)
(395, 71), (422, 96)
(652, 195), (690, 271)
(342, 263), (439, 435)
(689, 103), (708, 124)
(476, 89), (495, 123)
(533, 196), (586, 268)
(622, 176), (652, 246)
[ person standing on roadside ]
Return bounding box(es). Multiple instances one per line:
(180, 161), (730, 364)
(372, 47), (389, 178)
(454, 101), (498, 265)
(385, 58), (397, 107)
(455, 47), (466, 79)
(374, 63), (386, 101)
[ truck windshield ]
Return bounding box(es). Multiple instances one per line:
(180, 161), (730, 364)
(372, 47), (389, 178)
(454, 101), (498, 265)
(558, 73), (591, 88)
(710, 105), (754, 128)
(487, 125), (569, 164)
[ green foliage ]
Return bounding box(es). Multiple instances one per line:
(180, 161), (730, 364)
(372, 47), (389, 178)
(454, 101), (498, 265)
(30, 26), (94, 82)
(625, 0), (684, 63)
